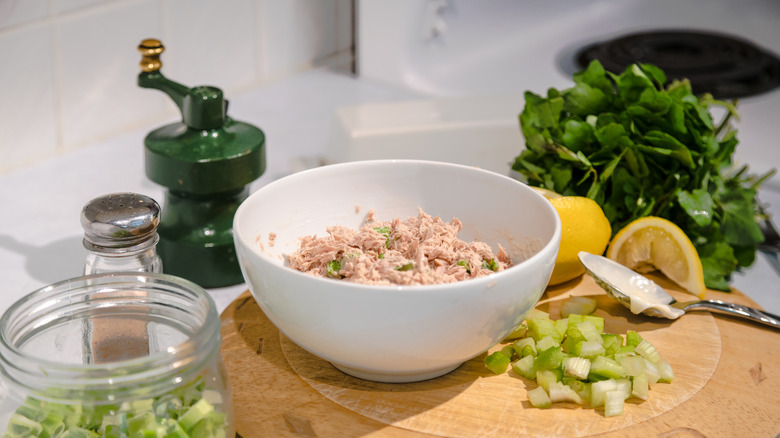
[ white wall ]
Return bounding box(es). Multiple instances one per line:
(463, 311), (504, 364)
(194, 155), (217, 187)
(0, 0), (353, 175)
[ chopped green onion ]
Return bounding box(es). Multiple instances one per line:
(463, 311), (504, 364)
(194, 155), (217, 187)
(394, 262), (414, 271)
(456, 260), (472, 274)
(326, 259), (343, 278)
(481, 258), (499, 272)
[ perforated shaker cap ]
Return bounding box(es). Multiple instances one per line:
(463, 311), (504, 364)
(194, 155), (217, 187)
(81, 193), (161, 250)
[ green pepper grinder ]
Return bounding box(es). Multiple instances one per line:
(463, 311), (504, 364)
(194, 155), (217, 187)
(137, 38), (266, 288)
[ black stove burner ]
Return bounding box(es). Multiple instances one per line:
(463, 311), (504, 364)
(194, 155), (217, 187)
(576, 30), (780, 99)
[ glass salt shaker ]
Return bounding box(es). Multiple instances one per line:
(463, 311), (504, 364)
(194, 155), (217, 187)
(81, 192), (163, 274)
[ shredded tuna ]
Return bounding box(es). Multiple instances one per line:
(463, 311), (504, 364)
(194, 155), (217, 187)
(268, 232), (276, 247)
(287, 208), (512, 285)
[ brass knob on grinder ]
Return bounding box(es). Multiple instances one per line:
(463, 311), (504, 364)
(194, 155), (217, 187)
(138, 38), (164, 72)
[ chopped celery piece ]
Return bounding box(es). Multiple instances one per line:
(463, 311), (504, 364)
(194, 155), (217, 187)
(590, 356), (625, 379)
(527, 318), (561, 342)
(500, 345), (517, 361)
(601, 333), (623, 356)
(618, 355), (646, 377)
(484, 351), (511, 375)
(641, 359), (662, 384)
(626, 330), (643, 347)
(563, 356), (591, 380)
(632, 374), (649, 400)
(568, 314), (604, 333)
(615, 378), (632, 400)
(576, 321), (604, 344)
(635, 339), (662, 363)
(534, 346), (565, 371)
(526, 308), (550, 320)
(574, 340), (605, 359)
(554, 318), (569, 338)
(536, 369), (559, 392)
(503, 324), (528, 341)
(590, 379), (618, 407)
(657, 359), (674, 383)
(512, 338), (536, 358)
(483, 304), (673, 418)
(535, 335), (560, 352)
(560, 296), (598, 318)
(178, 399), (214, 431)
(547, 381), (584, 404)
(512, 354), (536, 380)
(566, 379), (591, 402)
(604, 390), (625, 417)
(527, 387), (552, 409)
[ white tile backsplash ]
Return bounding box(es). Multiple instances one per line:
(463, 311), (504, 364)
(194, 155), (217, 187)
(0, 0), (353, 175)
(0, 23), (58, 174)
(0, 0), (49, 30)
(163, 0), (257, 92)
(57, 0), (164, 150)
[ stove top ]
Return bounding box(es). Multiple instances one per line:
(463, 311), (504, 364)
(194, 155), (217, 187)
(576, 29), (780, 100)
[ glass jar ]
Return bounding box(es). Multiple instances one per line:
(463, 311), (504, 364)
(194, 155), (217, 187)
(0, 273), (233, 438)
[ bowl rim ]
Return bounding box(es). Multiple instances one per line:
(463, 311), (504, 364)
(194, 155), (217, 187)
(234, 159), (562, 294)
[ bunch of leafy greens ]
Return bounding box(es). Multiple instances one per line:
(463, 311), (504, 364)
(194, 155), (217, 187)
(512, 60), (773, 290)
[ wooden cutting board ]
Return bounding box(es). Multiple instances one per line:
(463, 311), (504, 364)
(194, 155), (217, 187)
(220, 274), (780, 437)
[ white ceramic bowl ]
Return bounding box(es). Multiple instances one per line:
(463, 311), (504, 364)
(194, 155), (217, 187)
(233, 160), (560, 382)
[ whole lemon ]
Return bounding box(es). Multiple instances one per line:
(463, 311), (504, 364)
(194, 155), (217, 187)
(547, 196), (612, 285)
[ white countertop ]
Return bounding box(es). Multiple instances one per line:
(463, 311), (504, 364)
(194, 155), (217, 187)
(1, 68), (778, 319)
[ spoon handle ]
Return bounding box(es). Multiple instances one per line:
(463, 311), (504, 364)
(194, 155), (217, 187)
(681, 300), (780, 330)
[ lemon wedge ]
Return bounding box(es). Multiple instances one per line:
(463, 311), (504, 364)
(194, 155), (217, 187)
(606, 216), (706, 299)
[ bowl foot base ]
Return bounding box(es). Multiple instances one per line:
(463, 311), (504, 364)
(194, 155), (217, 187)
(330, 362), (462, 383)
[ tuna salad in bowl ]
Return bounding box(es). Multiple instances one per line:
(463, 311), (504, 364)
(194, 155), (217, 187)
(233, 160), (561, 382)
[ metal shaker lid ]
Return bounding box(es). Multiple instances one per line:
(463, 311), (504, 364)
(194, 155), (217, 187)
(81, 193), (160, 250)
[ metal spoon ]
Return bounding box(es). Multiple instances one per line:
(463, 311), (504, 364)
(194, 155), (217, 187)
(577, 252), (780, 330)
